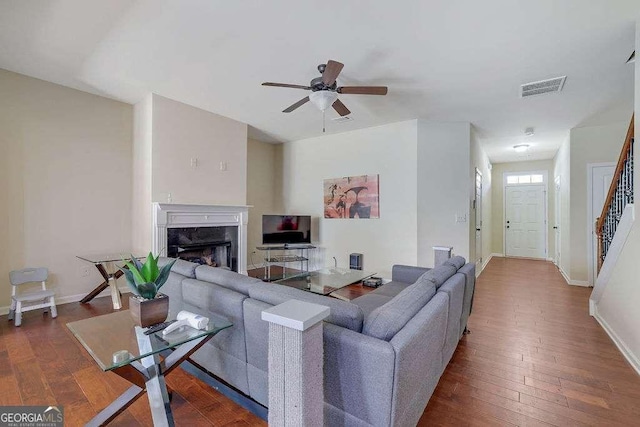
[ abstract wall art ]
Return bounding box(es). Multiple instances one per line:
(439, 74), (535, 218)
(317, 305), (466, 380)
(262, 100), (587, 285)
(323, 174), (379, 219)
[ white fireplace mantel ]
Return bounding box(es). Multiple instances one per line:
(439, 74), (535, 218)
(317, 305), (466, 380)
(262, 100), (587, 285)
(153, 203), (250, 274)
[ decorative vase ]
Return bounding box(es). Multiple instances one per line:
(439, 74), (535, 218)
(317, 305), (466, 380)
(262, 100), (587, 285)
(129, 293), (169, 327)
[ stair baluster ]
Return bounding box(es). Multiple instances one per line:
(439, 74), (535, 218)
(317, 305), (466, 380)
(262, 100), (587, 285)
(595, 115), (634, 274)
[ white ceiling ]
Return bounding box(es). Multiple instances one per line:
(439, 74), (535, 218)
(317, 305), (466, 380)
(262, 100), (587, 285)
(0, 0), (636, 162)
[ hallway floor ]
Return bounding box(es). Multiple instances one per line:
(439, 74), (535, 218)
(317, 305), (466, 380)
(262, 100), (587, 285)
(421, 257), (640, 426)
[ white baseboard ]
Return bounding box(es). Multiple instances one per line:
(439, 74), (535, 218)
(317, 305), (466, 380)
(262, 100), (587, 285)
(569, 280), (591, 287)
(593, 305), (640, 377)
(558, 267), (591, 287)
(559, 267), (571, 284)
(478, 253), (503, 276)
(0, 285), (131, 316)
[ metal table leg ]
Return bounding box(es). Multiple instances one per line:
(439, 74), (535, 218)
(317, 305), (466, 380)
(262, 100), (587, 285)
(85, 328), (214, 426)
(80, 267), (124, 305)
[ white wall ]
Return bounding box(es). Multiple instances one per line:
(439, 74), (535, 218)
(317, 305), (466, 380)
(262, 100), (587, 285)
(281, 120), (418, 277)
(417, 121), (472, 265)
(132, 94), (153, 253)
(594, 21), (640, 374)
(569, 123), (628, 282)
(151, 94), (247, 205)
(490, 159), (555, 258)
(131, 94), (249, 254)
(247, 139), (283, 266)
(553, 137), (571, 276)
(471, 127), (493, 270)
(0, 69), (133, 308)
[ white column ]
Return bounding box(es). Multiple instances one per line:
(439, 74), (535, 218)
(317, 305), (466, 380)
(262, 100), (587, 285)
(433, 245), (453, 267)
(262, 300), (330, 427)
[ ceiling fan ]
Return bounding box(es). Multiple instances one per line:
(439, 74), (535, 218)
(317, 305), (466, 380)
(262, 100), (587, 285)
(262, 60), (388, 119)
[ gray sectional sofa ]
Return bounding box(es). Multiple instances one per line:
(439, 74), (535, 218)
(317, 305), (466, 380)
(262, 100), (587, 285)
(158, 256), (475, 427)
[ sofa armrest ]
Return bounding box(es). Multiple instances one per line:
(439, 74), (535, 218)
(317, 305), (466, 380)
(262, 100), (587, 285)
(389, 292), (448, 427)
(391, 265), (430, 284)
(324, 323), (395, 427)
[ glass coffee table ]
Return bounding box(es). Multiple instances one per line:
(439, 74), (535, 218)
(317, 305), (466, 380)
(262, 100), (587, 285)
(67, 310), (232, 426)
(275, 267), (375, 295)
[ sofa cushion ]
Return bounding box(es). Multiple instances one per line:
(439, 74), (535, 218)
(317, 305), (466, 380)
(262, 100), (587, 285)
(248, 282), (364, 332)
(391, 265), (430, 284)
(351, 293), (393, 317)
(370, 280), (410, 298)
(195, 265), (263, 295)
(444, 256), (465, 270)
(362, 273), (437, 341)
(423, 264), (457, 288)
(159, 257), (198, 279)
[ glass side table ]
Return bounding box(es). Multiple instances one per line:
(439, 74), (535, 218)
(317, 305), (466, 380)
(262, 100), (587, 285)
(77, 253), (146, 309)
(67, 310), (232, 426)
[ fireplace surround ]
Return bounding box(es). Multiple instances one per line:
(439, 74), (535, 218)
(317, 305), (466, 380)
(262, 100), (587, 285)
(153, 203), (249, 274)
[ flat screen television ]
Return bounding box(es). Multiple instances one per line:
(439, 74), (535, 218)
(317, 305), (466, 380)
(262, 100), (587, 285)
(262, 215), (311, 245)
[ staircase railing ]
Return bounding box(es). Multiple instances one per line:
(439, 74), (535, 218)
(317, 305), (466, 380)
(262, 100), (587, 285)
(595, 115), (634, 274)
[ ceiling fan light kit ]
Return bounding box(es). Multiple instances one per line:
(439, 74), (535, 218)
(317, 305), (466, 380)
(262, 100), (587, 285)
(261, 59), (388, 131)
(309, 90), (338, 111)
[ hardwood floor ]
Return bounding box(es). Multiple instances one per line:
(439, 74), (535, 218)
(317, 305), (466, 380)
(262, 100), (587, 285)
(421, 257), (640, 426)
(0, 296), (265, 427)
(2, 257), (639, 426)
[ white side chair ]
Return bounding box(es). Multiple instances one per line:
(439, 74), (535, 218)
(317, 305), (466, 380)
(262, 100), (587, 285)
(8, 268), (57, 327)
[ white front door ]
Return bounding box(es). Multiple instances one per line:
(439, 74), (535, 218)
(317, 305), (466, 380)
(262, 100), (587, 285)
(475, 168), (483, 271)
(505, 185), (546, 259)
(589, 164), (615, 285)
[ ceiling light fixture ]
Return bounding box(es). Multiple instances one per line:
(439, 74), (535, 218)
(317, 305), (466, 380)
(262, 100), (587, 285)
(524, 127), (535, 137)
(309, 90), (338, 111)
(513, 144), (530, 153)
(308, 90), (340, 133)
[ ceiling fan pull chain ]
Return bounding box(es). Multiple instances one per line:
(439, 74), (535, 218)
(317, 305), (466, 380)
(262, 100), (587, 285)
(323, 110), (326, 133)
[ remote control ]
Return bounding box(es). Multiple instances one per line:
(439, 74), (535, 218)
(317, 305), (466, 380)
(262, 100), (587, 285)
(144, 320), (177, 335)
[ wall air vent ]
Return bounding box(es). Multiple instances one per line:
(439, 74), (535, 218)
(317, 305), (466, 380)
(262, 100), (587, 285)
(520, 76), (566, 98)
(332, 116), (353, 123)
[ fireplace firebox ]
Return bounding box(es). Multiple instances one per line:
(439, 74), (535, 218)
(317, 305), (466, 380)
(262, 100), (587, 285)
(167, 226), (238, 271)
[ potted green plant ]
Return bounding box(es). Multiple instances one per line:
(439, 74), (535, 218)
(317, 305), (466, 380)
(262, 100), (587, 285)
(121, 253), (177, 327)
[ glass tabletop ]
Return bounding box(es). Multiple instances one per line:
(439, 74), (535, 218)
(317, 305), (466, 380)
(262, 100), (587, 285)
(67, 310), (232, 371)
(76, 253), (146, 264)
(276, 267), (375, 295)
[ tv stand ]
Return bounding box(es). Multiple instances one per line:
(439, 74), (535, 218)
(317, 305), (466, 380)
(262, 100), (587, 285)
(256, 244), (316, 282)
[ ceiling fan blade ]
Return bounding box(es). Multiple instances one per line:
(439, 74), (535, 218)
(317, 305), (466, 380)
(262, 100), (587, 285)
(283, 96), (310, 113)
(322, 60), (344, 86)
(332, 99), (351, 117)
(262, 82), (312, 90)
(338, 86), (388, 95)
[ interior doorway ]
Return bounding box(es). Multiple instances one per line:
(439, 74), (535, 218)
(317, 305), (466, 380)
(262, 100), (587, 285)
(474, 168), (483, 271)
(504, 172), (548, 259)
(587, 163), (615, 286)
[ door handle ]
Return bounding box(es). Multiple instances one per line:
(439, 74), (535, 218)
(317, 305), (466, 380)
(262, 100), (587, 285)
(476, 228), (481, 231)
(553, 226), (558, 229)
